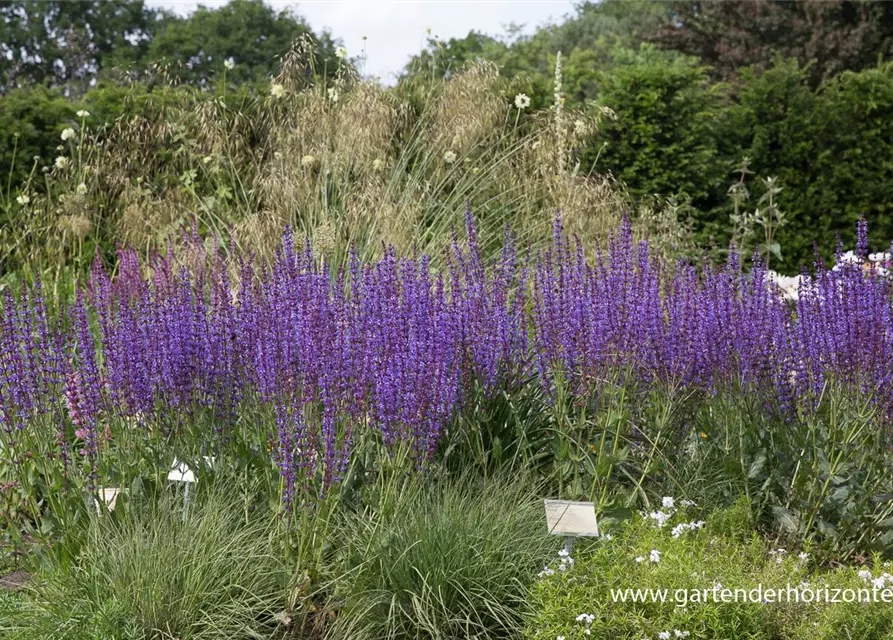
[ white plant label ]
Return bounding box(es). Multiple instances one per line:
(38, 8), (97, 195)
(544, 499), (600, 537)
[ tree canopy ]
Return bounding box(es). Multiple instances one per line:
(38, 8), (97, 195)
(0, 0), (339, 93)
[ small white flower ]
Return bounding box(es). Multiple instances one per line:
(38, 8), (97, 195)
(54, 156), (69, 169)
(61, 128), (76, 141)
(601, 533), (613, 541)
(662, 496), (675, 510)
(15, 194), (30, 205)
(575, 613), (594, 625)
(270, 83), (286, 98)
(859, 569), (873, 581)
(335, 46), (348, 59)
(76, 110), (90, 118)
(658, 632), (671, 640)
(443, 150), (457, 164)
(873, 576), (887, 589)
(584, 631), (591, 636)
(647, 510), (672, 528)
(327, 87), (340, 103)
(680, 499), (696, 508)
(635, 556), (644, 563)
(224, 58), (235, 70)
(674, 631), (690, 638)
(798, 552), (809, 561)
(514, 93), (530, 109)
(76, 183), (87, 195)
(650, 549), (661, 563)
(537, 566), (555, 578)
(557, 636), (565, 640)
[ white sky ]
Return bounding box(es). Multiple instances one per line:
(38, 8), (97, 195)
(148, 1), (577, 83)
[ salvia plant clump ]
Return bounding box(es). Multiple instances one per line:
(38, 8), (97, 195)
(0, 210), (890, 516)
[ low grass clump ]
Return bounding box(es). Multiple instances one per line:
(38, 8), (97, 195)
(330, 472), (554, 640)
(4, 484), (289, 640)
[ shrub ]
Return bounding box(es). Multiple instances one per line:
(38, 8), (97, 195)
(330, 472), (555, 640)
(726, 59), (893, 269)
(590, 46), (728, 218)
(526, 500), (893, 640)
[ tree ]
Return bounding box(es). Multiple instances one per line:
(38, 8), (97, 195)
(0, 0), (156, 94)
(651, 0), (893, 84)
(145, 0), (338, 85)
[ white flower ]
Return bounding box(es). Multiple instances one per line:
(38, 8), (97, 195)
(61, 128), (76, 141)
(873, 576), (887, 590)
(650, 549), (661, 563)
(858, 569), (873, 581)
(537, 566), (555, 578)
(327, 87), (340, 103)
(647, 510), (672, 528)
(680, 499), (697, 508)
(270, 83), (286, 98)
(658, 632), (671, 640)
(76, 110), (90, 118)
(601, 533), (613, 541)
(335, 46), (348, 59)
(635, 556), (644, 563)
(514, 93), (530, 109)
(798, 552), (809, 562)
(557, 636), (565, 640)
(575, 613), (594, 625)
(662, 496), (675, 510)
(443, 150), (457, 164)
(301, 155), (316, 168)
(54, 156), (69, 169)
(674, 631), (690, 638)
(15, 194), (30, 205)
(76, 183), (87, 195)
(224, 58), (235, 70)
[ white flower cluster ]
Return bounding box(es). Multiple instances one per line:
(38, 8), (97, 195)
(647, 496), (695, 529)
(857, 569), (893, 589)
(646, 630), (690, 640)
(766, 271), (805, 301)
(670, 520), (706, 539)
(768, 548), (787, 564)
(635, 549), (662, 564)
(647, 510), (672, 528)
(537, 548), (574, 578)
(575, 613), (594, 635)
(832, 250), (892, 276)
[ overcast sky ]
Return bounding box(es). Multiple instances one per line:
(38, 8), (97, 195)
(148, 1), (578, 83)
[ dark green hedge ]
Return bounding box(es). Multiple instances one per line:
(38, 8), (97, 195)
(590, 54), (893, 268)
